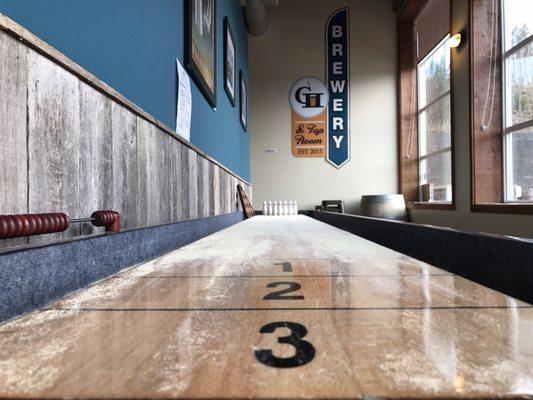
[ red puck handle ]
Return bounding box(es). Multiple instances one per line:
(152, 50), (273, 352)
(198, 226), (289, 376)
(0, 213), (70, 239)
(90, 211), (120, 233)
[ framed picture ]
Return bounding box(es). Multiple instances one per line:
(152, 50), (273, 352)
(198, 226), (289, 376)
(239, 71), (247, 131)
(185, 0), (216, 108)
(223, 17), (236, 106)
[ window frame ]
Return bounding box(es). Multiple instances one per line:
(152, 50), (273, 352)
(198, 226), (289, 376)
(501, 0), (533, 202)
(397, 0), (456, 211)
(469, 0), (533, 214)
(416, 34), (453, 203)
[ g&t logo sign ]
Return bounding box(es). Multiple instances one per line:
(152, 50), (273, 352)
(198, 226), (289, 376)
(289, 77), (329, 118)
(290, 77), (329, 158)
(288, 8), (350, 166)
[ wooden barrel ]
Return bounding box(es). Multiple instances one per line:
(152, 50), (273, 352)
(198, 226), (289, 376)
(360, 194), (407, 221)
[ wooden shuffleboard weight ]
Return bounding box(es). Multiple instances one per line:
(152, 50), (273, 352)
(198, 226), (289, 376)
(0, 210), (120, 240)
(89, 210), (121, 233)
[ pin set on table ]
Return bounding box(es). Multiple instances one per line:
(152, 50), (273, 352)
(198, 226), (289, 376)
(262, 201), (298, 216)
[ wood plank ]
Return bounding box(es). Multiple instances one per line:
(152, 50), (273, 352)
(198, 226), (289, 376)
(157, 128), (172, 224)
(79, 83), (113, 235)
(208, 163), (215, 216)
(187, 149), (198, 220)
(233, 177), (240, 212)
(169, 137), (183, 222)
(220, 170), (227, 215)
(246, 184), (252, 207)
(202, 157), (210, 218)
(27, 50), (80, 242)
(137, 117), (159, 226)
(0, 32), (28, 248)
(179, 145), (190, 220)
(111, 104), (138, 229)
(196, 156), (206, 218)
(213, 165), (220, 216)
(0, 216), (530, 399)
(226, 173), (232, 214)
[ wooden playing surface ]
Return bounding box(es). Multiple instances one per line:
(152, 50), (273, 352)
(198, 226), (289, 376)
(0, 216), (531, 399)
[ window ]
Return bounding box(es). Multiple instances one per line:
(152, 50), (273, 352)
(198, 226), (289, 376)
(417, 35), (453, 202)
(397, 0), (454, 209)
(502, 0), (533, 202)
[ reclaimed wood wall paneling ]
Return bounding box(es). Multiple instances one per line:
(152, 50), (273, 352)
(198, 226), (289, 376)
(28, 50), (81, 242)
(111, 103), (138, 229)
(187, 149), (198, 220)
(79, 83), (113, 235)
(0, 29), (251, 249)
(0, 33), (29, 247)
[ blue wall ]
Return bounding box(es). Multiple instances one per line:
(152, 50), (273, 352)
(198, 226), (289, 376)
(0, 0), (250, 181)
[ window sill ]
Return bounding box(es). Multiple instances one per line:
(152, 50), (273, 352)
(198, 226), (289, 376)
(472, 203), (533, 215)
(408, 202), (455, 211)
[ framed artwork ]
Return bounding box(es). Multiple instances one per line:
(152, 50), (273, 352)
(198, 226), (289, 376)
(239, 71), (247, 131)
(185, 0), (217, 108)
(223, 17), (236, 106)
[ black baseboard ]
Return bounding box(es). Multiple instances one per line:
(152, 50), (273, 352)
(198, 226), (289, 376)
(311, 211), (533, 304)
(0, 212), (244, 323)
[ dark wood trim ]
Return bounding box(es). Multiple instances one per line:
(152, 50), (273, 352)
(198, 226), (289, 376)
(223, 17), (236, 107)
(398, 0), (429, 200)
(185, 0), (217, 108)
(408, 202), (455, 211)
(397, 9), (421, 202)
(469, 0), (475, 213)
(469, 0), (503, 206)
(398, 0), (455, 210)
(472, 203), (533, 215)
(239, 70), (247, 132)
(449, 0), (457, 210)
(468, 0), (530, 215)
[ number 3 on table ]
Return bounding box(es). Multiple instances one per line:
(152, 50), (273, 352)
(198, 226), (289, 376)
(255, 321), (315, 368)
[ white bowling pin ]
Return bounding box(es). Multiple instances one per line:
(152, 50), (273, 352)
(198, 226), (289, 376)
(273, 201), (278, 216)
(267, 201), (272, 216)
(279, 201), (284, 216)
(283, 201), (288, 216)
(288, 201), (294, 215)
(263, 201), (267, 216)
(294, 201), (298, 215)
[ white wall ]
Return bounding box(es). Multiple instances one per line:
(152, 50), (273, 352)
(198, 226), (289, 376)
(249, 0), (398, 213)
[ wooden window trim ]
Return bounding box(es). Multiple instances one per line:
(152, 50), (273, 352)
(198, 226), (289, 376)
(408, 202), (455, 211)
(472, 203), (533, 214)
(469, 0), (533, 215)
(398, 0), (456, 211)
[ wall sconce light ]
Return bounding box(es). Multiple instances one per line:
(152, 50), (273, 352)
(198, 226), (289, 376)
(448, 32), (464, 48)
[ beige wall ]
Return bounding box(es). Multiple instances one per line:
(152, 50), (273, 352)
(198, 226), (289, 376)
(249, 0), (398, 213)
(409, 0), (533, 239)
(249, 0), (533, 239)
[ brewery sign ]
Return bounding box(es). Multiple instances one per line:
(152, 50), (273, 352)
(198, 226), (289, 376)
(326, 8), (350, 168)
(289, 76), (329, 158)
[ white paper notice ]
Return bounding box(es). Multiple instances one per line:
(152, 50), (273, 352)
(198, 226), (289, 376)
(176, 59), (192, 141)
